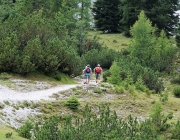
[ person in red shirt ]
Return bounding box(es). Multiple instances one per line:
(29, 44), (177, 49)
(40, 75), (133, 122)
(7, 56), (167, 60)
(94, 64), (103, 84)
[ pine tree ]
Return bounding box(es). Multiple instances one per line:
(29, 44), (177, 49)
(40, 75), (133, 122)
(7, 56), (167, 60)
(129, 10), (176, 73)
(92, 0), (122, 33)
(120, 0), (179, 36)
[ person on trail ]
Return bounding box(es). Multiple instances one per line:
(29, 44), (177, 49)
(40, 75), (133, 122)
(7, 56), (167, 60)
(82, 64), (92, 84)
(83, 65), (88, 80)
(94, 64), (103, 84)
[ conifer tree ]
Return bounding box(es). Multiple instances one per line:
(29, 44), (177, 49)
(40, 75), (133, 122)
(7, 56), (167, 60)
(92, 0), (122, 33)
(129, 11), (176, 73)
(120, 0), (179, 36)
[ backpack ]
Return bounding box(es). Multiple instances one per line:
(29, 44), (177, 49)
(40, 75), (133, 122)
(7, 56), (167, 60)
(95, 67), (101, 74)
(86, 67), (91, 73)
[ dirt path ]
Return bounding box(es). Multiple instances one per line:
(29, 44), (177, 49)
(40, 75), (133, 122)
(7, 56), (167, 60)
(0, 78), (97, 101)
(0, 78), (98, 128)
(0, 84), (80, 101)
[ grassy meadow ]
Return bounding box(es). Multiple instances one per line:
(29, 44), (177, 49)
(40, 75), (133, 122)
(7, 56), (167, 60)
(88, 31), (131, 51)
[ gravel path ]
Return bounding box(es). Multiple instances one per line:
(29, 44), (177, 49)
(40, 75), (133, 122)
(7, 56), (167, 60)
(0, 78), (98, 128)
(0, 76), (99, 101)
(0, 84), (80, 101)
(0, 80), (82, 128)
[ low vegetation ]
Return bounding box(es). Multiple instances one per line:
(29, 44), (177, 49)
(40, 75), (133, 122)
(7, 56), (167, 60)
(0, 125), (27, 140)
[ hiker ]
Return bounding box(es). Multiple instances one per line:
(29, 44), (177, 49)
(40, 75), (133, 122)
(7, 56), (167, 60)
(94, 64), (103, 84)
(82, 64), (92, 84)
(82, 65), (87, 80)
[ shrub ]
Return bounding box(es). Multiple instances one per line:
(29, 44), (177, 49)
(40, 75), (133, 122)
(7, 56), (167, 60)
(0, 72), (11, 80)
(102, 70), (111, 82)
(0, 103), (5, 109)
(82, 48), (117, 70)
(171, 120), (180, 139)
(51, 73), (61, 81)
(31, 104), (180, 139)
(17, 121), (33, 139)
(173, 87), (180, 98)
(113, 85), (125, 94)
(94, 88), (102, 94)
(5, 132), (12, 138)
(65, 95), (80, 110)
(113, 39), (117, 43)
(128, 85), (136, 94)
(22, 100), (31, 108)
(160, 92), (168, 102)
(150, 102), (173, 132)
(171, 75), (180, 84)
(107, 61), (122, 84)
(135, 76), (146, 92)
(3, 100), (10, 105)
(34, 115), (60, 140)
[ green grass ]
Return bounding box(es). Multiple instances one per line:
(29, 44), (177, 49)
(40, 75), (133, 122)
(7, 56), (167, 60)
(0, 125), (27, 140)
(88, 31), (131, 51)
(13, 72), (76, 84)
(0, 72), (77, 90)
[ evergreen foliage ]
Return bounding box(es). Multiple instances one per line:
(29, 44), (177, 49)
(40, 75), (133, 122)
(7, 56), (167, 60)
(34, 115), (60, 140)
(92, 0), (122, 32)
(129, 11), (176, 73)
(120, 0), (179, 36)
(92, 0), (179, 36)
(173, 86), (180, 98)
(107, 61), (122, 84)
(107, 11), (176, 92)
(0, 0), (117, 76)
(17, 121), (33, 139)
(82, 47), (117, 69)
(65, 95), (80, 110)
(22, 104), (180, 140)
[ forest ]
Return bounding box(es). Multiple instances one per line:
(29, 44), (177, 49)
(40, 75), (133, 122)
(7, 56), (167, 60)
(0, 0), (180, 139)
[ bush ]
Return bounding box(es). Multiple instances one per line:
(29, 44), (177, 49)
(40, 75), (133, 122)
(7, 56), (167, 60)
(52, 73), (61, 81)
(116, 56), (163, 93)
(102, 70), (111, 82)
(128, 85), (136, 94)
(113, 39), (117, 43)
(0, 72), (11, 80)
(17, 121), (33, 139)
(31, 104), (180, 139)
(150, 102), (173, 132)
(94, 88), (102, 94)
(135, 76), (146, 92)
(82, 48), (117, 70)
(5, 132), (12, 138)
(173, 87), (180, 98)
(160, 92), (168, 102)
(0, 102), (5, 109)
(171, 75), (180, 84)
(65, 95), (80, 110)
(34, 115), (60, 140)
(107, 61), (122, 84)
(113, 85), (125, 94)
(171, 120), (180, 139)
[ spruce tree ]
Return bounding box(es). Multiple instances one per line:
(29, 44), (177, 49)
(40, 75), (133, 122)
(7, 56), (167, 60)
(92, 0), (122, 33)
(120, 0), (179, 36)
(129, 10), (176, 73)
